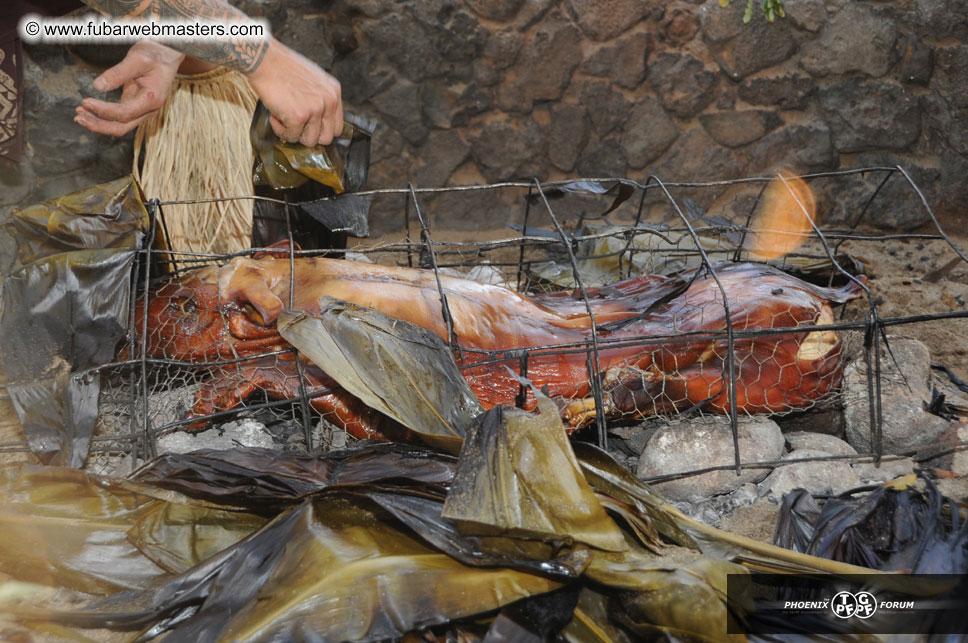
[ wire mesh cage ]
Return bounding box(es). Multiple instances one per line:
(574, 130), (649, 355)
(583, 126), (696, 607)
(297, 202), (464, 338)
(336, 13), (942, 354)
(6, 166), (968, 480)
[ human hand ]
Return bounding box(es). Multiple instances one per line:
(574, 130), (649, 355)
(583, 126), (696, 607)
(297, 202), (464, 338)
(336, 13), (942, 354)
(75, 40), (184, 136)
(246, 38), (343, 146)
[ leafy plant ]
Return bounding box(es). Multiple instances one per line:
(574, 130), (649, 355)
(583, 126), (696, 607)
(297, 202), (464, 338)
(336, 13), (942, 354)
(720, 0), (786, 23)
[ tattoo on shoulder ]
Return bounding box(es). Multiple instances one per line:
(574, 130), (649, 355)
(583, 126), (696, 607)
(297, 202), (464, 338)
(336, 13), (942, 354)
(82, 0), (269, 73)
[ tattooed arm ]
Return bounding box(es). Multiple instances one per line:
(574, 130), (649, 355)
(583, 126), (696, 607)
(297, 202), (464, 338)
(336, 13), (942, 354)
(75, 0), (343, 145)
(82, 0), (268, 73)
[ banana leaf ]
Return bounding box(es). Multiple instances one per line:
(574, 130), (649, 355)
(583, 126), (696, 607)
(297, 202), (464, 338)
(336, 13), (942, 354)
(250, 101), (374, 193)
(572, 442), (892, 578)
(561, 588), (635, 643)
(442, 391), (628, 553)
(0, 177), (148, 467)
(130, 443), (458, 510)
(12, 494), (564, 642)
(774, 473), (968, 574)
(278, 299), (483, 453)
(0, 464), (263, 595)
(3, 176), (149, 269)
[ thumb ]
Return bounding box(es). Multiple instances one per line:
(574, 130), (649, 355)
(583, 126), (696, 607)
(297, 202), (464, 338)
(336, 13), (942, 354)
(93, 54), (147, 92)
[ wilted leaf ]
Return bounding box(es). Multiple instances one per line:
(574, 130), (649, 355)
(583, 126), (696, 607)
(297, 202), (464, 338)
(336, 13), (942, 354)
(356, 487), (591, 580)
(443, 392), (628, 552)
(561, 588), (635, 643)
(22, 495), (563, 642)
(278, 299), (483, 452)
(131, 443), (458, 510)
(775, 473), (968, 574)
(0, 465), (261, 595)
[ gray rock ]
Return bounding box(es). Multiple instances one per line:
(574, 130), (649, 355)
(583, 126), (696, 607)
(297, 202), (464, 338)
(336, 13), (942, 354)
(370, 79), (429, 145)
(699, 110), (782, 148)
(274, 15), (335, 69)
(420, 82), (461, 130)
(916, 420), (968, 476)
(649, 52), (719, 119)
(469, 0), (526, 21)
(748, 123), (836, 174)
(157, 419), (275, 455)
(652, 128), (746, 185)
(913, 0), (968, 42)
(563, 0), (651, 41)
(698, 0), (744, 44)
(800, 3), (898, 78)
(852, 457), (916, 484)
(738, 75), (817, 111)
(333, 52), (394, 106)
(580, 33), (650, 90)
(935, 46), (968, 109)
(760, 449), (862, 501)
(467, 113), (544, 181)
(675, 483), (761, 528)
(548, 103), (589, 172)
(24, 65), (133, 179)
(361, 12), (439, 80)
(844, 337), (951, 454)
(412, 129), (470, 187)
(702, 0), (798, 80)
(819, 81), (920, 153)
(472, 61), (500, 89)
(921, 94), (968, 156)
(941, 150), (968, 219)
(578, 80), (630, 137)
(636, 415), (785, 503)
(822, 156), (938, 230)
(899, 34), (933, 87)
(428, 9), (488, 64)
(516, 0), (556, 29)
(421, 80), (493, 130)
(622, 98), (679, 169)
(484, 29), (523, 69)
(784, 0), (826, 32)
(659, 5), (699, 45)
(341, 0), (389, 18)
(0, 155), (35, 207)
(784, 432), (857, 456)
(368, 121), (407, 165)
(575, 135), (627, 178)
(510, 12), (582, 109)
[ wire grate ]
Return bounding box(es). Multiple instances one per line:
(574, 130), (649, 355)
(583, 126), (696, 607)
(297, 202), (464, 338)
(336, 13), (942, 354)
(4, 166), (968, 482)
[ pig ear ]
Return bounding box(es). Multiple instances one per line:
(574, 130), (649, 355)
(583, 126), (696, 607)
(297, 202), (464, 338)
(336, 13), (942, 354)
(252, 239), (303, 260)
(225, 264), (284, 326)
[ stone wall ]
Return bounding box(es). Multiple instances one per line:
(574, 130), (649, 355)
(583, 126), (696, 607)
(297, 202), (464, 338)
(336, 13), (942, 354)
(3, 0), (968, 240)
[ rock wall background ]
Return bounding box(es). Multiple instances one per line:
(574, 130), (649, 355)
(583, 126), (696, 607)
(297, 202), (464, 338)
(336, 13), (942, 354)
(2, 0), (967, 240)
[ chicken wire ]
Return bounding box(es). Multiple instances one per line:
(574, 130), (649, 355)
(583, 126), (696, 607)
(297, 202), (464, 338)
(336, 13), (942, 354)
(4, 166), (968, 480)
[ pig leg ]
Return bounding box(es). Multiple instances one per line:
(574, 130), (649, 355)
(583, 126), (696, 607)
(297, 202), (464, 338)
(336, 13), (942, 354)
(187, 357), (395, 440)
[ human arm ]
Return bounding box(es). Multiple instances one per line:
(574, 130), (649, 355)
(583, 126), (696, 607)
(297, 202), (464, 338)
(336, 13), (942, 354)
(77, 0), (342, 144)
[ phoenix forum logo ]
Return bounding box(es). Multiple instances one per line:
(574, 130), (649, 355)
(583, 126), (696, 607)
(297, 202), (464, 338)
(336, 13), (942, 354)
(831, 591), (878, 619)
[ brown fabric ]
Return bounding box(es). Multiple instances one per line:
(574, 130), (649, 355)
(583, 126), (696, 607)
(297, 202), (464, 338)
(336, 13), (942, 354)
(0, 34), (23, 163)
(0, 0), (84, 163)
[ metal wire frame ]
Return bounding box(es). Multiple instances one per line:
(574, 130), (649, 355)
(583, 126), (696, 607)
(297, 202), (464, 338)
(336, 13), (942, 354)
(4, 166), (968, 485)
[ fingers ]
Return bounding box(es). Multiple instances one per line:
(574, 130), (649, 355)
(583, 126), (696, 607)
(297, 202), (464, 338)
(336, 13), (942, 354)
(80, 88), (163, 124)
(93, 53), (149, 93)
(75, 105), (149, 136)
(333, 87), (344, 138)
(299, 113), (322, 147)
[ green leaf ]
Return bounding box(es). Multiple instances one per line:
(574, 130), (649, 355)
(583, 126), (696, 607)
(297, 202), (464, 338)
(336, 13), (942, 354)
(278, 299), (483, 453)
(442, 391), (629, 552)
